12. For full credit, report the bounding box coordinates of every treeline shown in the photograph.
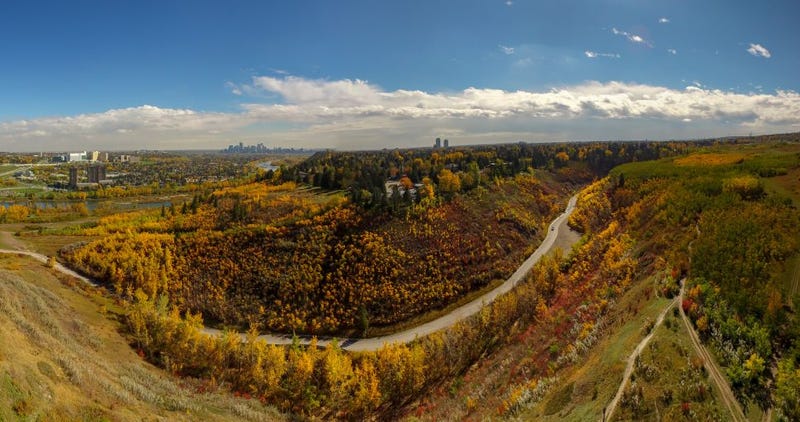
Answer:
[269,141,695,211]
[0,202,89,223]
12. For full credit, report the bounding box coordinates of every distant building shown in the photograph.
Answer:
[444,139,449,148]
[89,151,101,161]
[68,167,78,188]
[116,154,140,163]
[223,142,271,153]
[88,165,106,183]
[434,137,441,148]
[68,151,87,162]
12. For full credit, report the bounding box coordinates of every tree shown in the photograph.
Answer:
[437,169,461,198]
[776,358,800,421]
[320,341,354,408]
[399,176,414,191]
[352,359,381,412]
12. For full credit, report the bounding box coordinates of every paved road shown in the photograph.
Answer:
[0,194,579,353]
[678,279,747,422]
[604,292,678,421]
[205,194,579,351]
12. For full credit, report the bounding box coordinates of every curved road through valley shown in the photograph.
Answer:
[206,193,579,351]
[0,194,579,353]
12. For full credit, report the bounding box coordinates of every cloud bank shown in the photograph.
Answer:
[2,76,799,151]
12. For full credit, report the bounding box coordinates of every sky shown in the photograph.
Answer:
[1,0,799,152]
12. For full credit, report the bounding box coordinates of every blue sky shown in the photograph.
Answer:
[1,0,798,151]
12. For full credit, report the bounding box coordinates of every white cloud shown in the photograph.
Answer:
[667,48,677,55]
[225,81,243,96]
[2,76,800,151]
[747,43,771,58]
[252,76,382,106]
[505,0,513,6]
[612,27,652,47]
[0,105,248,150]
[585,50,620,59]
[659,17,670,24]
[499,45,515,55]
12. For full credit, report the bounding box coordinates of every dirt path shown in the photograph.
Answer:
[604,293,678,421]
[0,231,30,251]
[0,249,96,288]
[789,257,800,308]
[678,279,747,422]
[204,194,580,351]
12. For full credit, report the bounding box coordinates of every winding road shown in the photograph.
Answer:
[205,193,579,351]
[0,194,579,353]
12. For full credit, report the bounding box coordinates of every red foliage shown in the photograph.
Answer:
[682,298,694,313]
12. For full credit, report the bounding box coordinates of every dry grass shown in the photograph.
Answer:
[520,276,670,421]
[0,254,286,421]
[674,153,746,166]
[608,313,728,421]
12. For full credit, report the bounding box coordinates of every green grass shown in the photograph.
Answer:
[522,276,671,421]
[609,313,728,421]
[0,164,19,174]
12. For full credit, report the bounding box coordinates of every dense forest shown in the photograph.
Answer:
[60,140,693,334]
[277,141,692,208]
[115,174,645,418]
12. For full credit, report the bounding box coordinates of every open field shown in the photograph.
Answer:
[674,152,746,166]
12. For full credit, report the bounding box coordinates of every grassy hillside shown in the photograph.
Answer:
[0,253,285,421]
[399,135,800,420]
[582,139,800,418]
